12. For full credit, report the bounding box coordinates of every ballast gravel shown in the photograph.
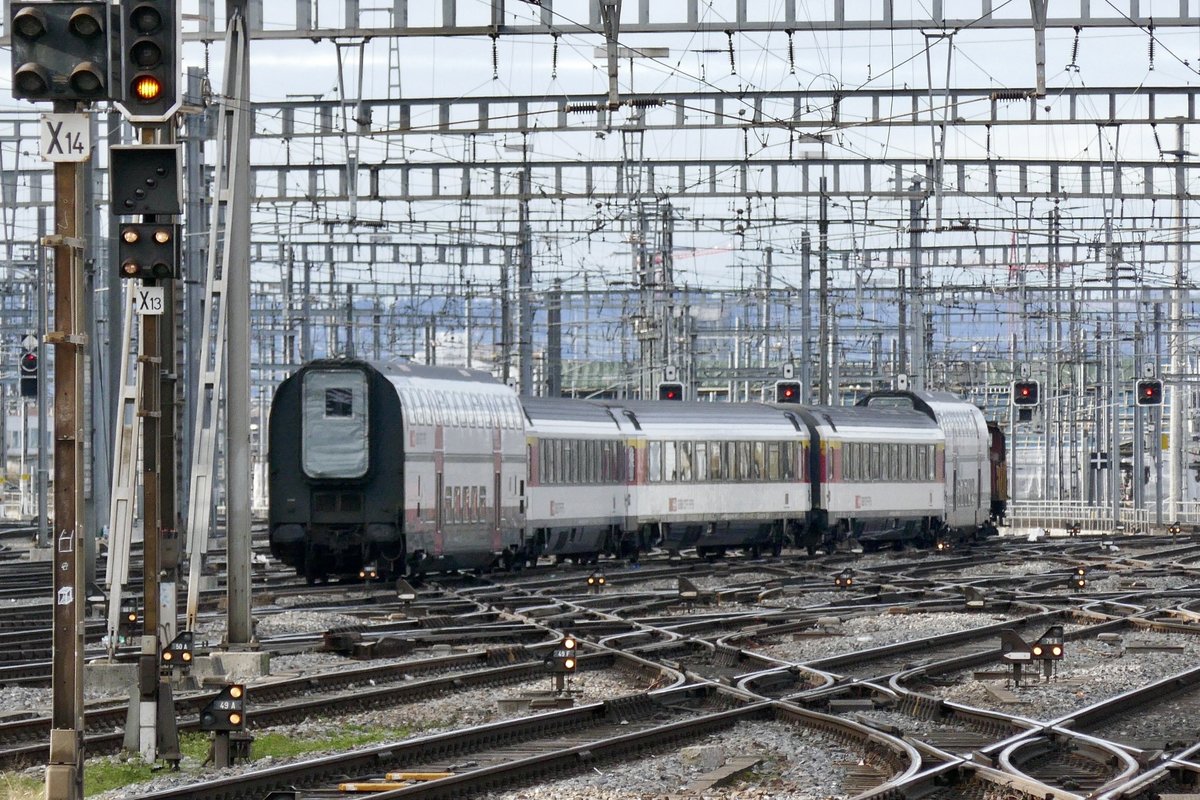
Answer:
[87,668,650,800]
[746,611,1013,663]
[929,630,1200,720]
[478,720,857,800]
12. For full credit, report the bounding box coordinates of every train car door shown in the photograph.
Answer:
[435,470,444,555]
[494,471,502,549]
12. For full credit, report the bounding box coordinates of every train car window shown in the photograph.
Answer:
[325,388,352,417]
[568,440,579,484]
[587,440,598,483]
[695,442,708,481]
[869,443,880,481]
[648,441,662,483]
[480,486,488,518]
[443,486,452,522]
[678,442,693,482]
[720,441,732,481]
[751,442,765,481]
[783,442,796,480]
[413,389,426,425]
[664,441,678,482]
[736,442,751,481]
[767,443,780,481]
[626,445,637,483]
[594,441,603,483]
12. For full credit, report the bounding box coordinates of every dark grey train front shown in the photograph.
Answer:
[268,359,528,582]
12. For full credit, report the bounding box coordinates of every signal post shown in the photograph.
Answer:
[10,3,115,798]
[111,0,184,764]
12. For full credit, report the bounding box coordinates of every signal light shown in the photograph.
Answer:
[834,568,854,589]
[1135,378,1163,407]
[10,2,112,103]
[117,1,179,122]
[657,381,684,401]
[117,222,178,280]
[19,348,38,399]
[161,631,194,670]
[1011,379,1040,407]
[774,380,801,404]
[200,684,246,731]
[546,636,579,674]
[1031,644,1044,657]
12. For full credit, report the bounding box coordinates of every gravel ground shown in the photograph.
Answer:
[87,668,651,800]
[946,560,1063,579]
[929,630,1200,720]
[836,706,977,739]
[1078,574,1192,593]
[479,720,857,800]
[760,590,859,609]
[746,611,1014,663]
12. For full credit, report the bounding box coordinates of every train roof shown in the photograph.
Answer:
[520,397,623,431]
[598,400,806,432]
[367,359,505,386]
[795,403,939,431]
[856,389,979,420]
[289,357,506,387]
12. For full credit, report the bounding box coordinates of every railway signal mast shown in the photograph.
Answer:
[8,2,122,797]
[104,0,185,776]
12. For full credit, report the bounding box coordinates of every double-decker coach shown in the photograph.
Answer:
[268,360,527,581]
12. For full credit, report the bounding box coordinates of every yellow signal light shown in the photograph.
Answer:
[162,651,172,661]
[228,712,242,726]
[1031,645,1044,657]
[1051,645,1063,657]
[181,651,192,662]
[562,637,576,650]
[563,658,575,670]
[132,75,162,102]
[229,685,244,699]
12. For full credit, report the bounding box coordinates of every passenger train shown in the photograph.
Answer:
[268,359,1006,582]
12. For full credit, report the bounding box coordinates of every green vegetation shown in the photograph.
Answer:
[248,727,409,760]
[1,727,415,798]
[2,772,43,800]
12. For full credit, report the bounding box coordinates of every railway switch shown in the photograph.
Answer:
[160,630,194,671]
